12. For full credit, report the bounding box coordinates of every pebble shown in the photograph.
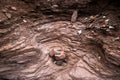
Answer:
[109,26,114,29]
[90,16,94,19]
[95,26,101,29]
[114,37,120,41]
[112,37,120,42]
[98,56,101,59]
[102,25,106,27]
[96,68,99,71]
[105,19,109,25]
[73,48,77,51]
[2,9,7,13]
[51,5,58,8]
[102,16,106,18]
[84,17,88,20]
[11,6,17,11]
[90,15,99,20]
[49,48,66,60]
[71,10,78,23]
[23,19,27,23]
[86,35,93,39]
[78,30,82,35]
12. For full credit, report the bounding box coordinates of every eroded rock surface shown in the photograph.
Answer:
[0,0,120,80]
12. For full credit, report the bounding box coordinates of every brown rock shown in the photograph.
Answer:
[71,10,78,23]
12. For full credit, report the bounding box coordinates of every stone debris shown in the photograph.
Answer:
[102,16,106,18]
[23,19,27,23]
[90,16,94,19]
[78,30,82,35]
[104,19,109,25]
[113,37,120,41]
[49,48,66,60]
[90,15,99,20]
[98,56,101,60]
[2,9,7,13]
[71,10,78,23]
[49,47,67,66]
[51,5,58,8]
[109,26,114,29]
[11,6,17,11]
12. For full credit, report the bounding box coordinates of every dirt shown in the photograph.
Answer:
[0,0,120,80]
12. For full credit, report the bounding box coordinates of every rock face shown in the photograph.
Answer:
[23,0,91,14]
[0,0,120,80]
[24,0,91,8]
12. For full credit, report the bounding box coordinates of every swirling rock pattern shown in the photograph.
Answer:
[0,0,120,80]
[0,20,120,80]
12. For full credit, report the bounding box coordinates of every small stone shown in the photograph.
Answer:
[89,24,93,27]
[71,10,78,23]
[96,68,99,71]
[105,19,109,25]
[51,5,58,8]
[78,30,82,35]
[2,9,7,13]
[23,19,27,23]
[102,16,106,18]
[105,19,109,22]
[11,6,17,11]
[112,37,120,41]
[49,47,66,60]
[84,18,88,20]
[73,48,77,51]
[55,50,66,60]
[102,25,106,27]
[72,25,76,28]
[98,56,101,59]
[90,15,98,20]
[109,26,114,29]
[90,16,94,19]
[95,26,101,29]
[114,37,120,41]
[86,35,93,39]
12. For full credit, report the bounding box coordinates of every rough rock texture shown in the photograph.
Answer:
[23,0,91,8]
[0,0,120,80]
